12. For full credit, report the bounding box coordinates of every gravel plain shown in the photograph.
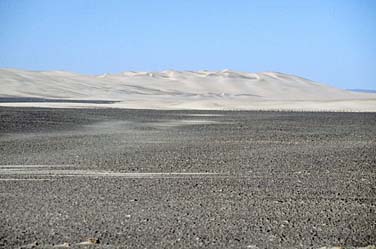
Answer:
[0,107,375,249]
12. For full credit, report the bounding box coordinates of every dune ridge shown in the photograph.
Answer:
[0,68,375,111]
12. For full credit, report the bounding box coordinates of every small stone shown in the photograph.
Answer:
[359,246,376,249]
[77,238,100,245]
[318,247,343,249]
[19,241,38,249]
[53,243,70,248]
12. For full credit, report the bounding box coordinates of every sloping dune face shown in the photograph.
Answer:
[0,68,375,111]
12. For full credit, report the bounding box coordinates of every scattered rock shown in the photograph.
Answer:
[318,246,376,249]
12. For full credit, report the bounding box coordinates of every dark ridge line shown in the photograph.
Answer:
[0,97,119,104]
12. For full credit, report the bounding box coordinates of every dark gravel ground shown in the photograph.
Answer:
[0,107,375,249]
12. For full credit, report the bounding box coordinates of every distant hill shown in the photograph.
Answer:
[348,89,376,93]
[0,68,376,112]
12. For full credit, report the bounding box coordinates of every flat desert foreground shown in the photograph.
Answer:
[0,108,375,248]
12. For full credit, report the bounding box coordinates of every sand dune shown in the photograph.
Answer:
[0,68,375,111]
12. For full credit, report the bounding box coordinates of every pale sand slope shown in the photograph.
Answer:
[0,68,375,111]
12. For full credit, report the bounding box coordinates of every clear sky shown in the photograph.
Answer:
[0,0,375,89]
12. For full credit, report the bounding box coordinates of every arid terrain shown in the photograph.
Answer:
[0,107,375,248]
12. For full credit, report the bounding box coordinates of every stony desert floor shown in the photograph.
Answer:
[0,107,375,249]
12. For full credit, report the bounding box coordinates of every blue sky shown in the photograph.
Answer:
[0,0,375,89]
